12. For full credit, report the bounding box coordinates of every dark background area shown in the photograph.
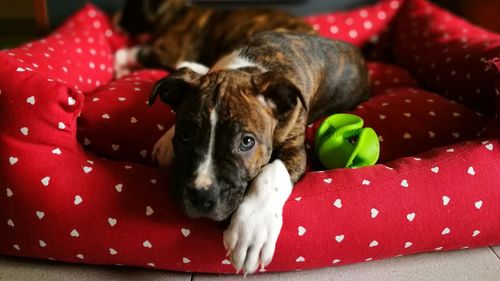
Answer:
[1,0,499,49]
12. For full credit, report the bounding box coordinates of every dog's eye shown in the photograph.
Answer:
[239,135,255,152]
[178,129,191,144]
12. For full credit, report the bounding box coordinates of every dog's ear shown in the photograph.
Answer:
[254,72,307,117]
[149,67,201,110]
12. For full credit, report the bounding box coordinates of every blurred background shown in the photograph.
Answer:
[1,0,499,49]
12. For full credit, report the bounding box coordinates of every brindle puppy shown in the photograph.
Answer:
[150,31,369,274]
[113,0,315,77]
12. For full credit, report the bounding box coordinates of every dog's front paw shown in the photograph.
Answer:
[152,126,175,168]
[223,160,292,275]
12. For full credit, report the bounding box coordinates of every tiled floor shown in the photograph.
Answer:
[1,247,500,281]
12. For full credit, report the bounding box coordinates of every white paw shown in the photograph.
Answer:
[223,160,293,275]
[151,126,175,167]
[176,61,209,75]
[114,47,140,79]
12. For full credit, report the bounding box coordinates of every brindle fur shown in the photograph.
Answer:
[150,32,369,220]
[119,0,315,70]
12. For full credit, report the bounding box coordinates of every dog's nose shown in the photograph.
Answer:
[187,187,218,213]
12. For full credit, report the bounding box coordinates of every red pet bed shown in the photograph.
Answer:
[1,0,499,273]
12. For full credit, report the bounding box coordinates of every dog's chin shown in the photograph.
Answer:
[182,201,238,222]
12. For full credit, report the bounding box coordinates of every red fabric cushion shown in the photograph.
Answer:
[1,1,499,274]
[305,0,405,47]
[392,0,500,115]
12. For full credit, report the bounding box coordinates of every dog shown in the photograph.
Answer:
[113,0,315,77]
[149,31,370,274]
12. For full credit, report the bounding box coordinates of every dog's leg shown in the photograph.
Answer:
[152,125,176,168]
[114,46,141,79]
[115,46,183,78]
[223,159,293,275]
[176,61,209,75]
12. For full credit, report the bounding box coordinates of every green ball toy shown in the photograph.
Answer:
[314,113,380,169]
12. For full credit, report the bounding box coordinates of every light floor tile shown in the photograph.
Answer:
[194,248,500,281]
[0,255,191,281]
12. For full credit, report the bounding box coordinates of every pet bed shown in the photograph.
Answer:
[1,0,499,273]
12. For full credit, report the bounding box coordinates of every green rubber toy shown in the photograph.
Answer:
[315,113,380,169]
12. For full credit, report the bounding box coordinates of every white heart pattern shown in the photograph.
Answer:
[130,117,138,124]
[39,240,47,247]
[369,240,379,247]
[146,206,154,216]
[74,195,83,205]
[70,229,79,237]
[333,199,342,208]
[332,259,341,264]
[7,219,14,227]
[403,133,412,139]
[371,208,379,219]
[406,213,416,222]
[52,148,62,155]
[111,144,120,151]
[400,179,409,188]
[76,254,85,259]
[36,211,45,219]
[143,240,152,248]
[323,178,333,184]
[17,67,26,72]
[26,96,35,105]
[82,166,93,173]
[428,131,436,138]
[467,167,476,176]
[475,200,483,209]
[295,256,305,262]
[335,235,345,243]
[140,150,148,158]
[442,196,450,206]
[485,143,493,151]
[472,230,480,237]
[20,127,29,135]
[115,184,123,192]
[431,167,439,173]
[13,244,20,251]
[157,124,165,131]
[441,227,451,235]
[108,218,117,227]
[182,257,191,264]
[58,122,66,130]
[221,259,231,265]
[181,228,191,237]
[68,97,76,106]
[298,226,306,236]
[362,179,371,185]
[109,248,117,255]
[102,114,111,119]
[9,156,18,165]
[41,177,50,187]
[6,188,13,197]
[405,242,413,248]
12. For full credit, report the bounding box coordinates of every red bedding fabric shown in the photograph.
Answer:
[0,0,499,274]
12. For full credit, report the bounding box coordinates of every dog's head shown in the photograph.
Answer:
[116,0,186,36]
[150,68,305,221]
